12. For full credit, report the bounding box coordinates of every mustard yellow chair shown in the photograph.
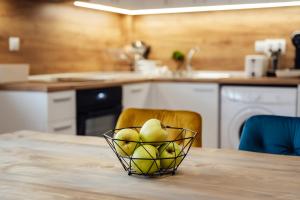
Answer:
[115,108,202,147]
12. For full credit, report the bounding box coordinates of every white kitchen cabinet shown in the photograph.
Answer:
[122,83,153,109]
[48,91,76,122]
[0,90,76,134]
[152,82,219,148]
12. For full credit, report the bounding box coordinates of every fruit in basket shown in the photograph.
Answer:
[159,142,184,169]
[140,119,168,146]
[131,145,160,174]
[114,129,140,157]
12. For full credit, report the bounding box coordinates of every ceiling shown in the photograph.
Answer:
[73,0,300,15]
[86,0,300,9]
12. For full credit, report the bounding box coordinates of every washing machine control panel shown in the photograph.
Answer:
[222,86,296,105]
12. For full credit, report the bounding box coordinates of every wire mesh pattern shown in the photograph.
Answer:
[103,126,197,177]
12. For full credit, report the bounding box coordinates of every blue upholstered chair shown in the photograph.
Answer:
[239,115,300,156]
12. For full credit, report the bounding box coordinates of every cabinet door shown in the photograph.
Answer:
[122,83,152,109]
[153,83,219,148]
[47,91,76,122]
[0,91,48,133]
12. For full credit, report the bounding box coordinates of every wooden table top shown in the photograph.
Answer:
[1,131,300,200]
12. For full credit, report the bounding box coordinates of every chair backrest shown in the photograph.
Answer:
[116,108,202,147]
[239,115,300,155]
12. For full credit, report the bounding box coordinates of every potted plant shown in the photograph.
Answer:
[172,50,185,72]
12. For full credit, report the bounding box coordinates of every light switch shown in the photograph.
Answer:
[9,37,20,52]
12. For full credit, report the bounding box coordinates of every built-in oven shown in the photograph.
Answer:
[76,86,122,136]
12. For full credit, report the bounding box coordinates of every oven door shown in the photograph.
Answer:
[77,106,122,137]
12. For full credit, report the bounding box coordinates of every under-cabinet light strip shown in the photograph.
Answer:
[74,1,300,15]
[74,1,129,14]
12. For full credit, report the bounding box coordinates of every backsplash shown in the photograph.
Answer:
[0,0,130,75]
[132,7,300,71]
[0,0,299,74]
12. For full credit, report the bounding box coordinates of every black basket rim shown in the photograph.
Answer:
[102,126,198,142]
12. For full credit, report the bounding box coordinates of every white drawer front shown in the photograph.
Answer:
[122,83,151,109]
[48,119,76,135]
[48,91,75,122]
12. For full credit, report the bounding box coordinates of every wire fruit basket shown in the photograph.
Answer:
[103,126,197,177]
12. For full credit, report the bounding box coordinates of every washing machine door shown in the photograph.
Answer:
[226,107,273,149]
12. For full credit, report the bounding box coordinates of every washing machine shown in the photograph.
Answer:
[221,86,297,149]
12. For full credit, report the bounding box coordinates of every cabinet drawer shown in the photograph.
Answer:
[122,83,151,109]
[48,91,75,122]
[48,119,76,135]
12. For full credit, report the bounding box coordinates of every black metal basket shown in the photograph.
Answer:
[103,126,197,177]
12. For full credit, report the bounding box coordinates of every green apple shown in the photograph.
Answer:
[159,142,184,169]
[140,119,168,146]
[131,145,160,174]
[114,129,140,157]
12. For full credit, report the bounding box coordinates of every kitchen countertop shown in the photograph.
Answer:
[0,78,149,92]
[1,131,300,200]
[0,72,299,92]
[155,76,300,85]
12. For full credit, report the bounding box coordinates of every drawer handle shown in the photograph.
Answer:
[53,125,72,132]
[130,88,142,93]
[193,88,214,92]
[53,97,72,103]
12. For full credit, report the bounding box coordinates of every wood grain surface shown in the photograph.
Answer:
[1,131,300,200]
[132,7,300,71]
[0,77,299,92]
[0,0,130,75]
[1,1,300,74]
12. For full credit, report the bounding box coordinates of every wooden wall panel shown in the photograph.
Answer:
[1,1,300,74]
[0,0,130,74]
[132,7,300,71]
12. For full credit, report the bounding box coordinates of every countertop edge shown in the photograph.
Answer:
[0,77,299,92]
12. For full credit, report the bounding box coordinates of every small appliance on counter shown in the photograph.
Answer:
[272,32,300,78]
[255,39,286,77]
[292,31,300,69]
[244,55,268,77]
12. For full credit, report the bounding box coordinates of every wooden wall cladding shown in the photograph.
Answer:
[132,7,300,71]
[1,1,300,74]
[0,0,130,74]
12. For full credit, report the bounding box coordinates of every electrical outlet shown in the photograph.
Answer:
[255,39,286,55]
[9,37,20,52]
